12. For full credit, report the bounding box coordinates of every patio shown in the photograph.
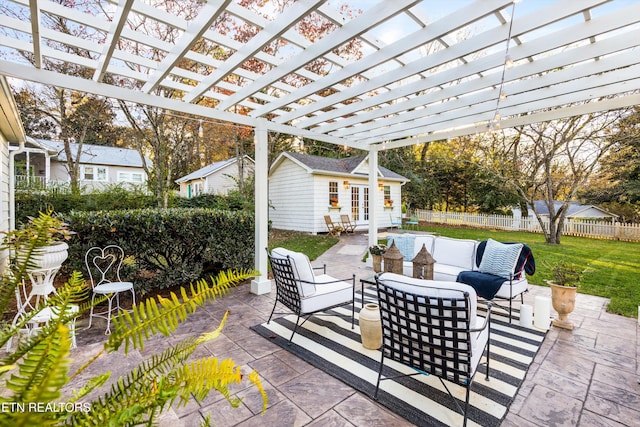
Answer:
[35,232,639,426]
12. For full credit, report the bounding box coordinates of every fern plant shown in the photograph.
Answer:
[0,212,267,426]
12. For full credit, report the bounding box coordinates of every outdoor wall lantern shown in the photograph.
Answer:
[343,180,350,189]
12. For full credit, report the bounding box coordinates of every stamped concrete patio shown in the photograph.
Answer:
[10,232,638,426]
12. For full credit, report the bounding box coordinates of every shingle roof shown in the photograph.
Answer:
[33,138,148,167]
[175,155,254,183]
[284,151,407,181]
[531,201,617,218]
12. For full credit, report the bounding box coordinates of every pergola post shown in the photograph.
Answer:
[368,146,379,249]
[251,118,271,295]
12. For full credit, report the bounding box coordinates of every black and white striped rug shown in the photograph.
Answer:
[252,288,547,427]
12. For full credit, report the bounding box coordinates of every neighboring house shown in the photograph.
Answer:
[269,151,408,234]
[11,138,150,190]
[0,76,27,270]
[528,200,618,220]
[175,155,254,198]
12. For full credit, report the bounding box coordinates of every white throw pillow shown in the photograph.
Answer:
[478,238,523,279]
[271,248,316,296]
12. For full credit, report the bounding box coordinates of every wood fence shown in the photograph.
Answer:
[412,209,640,242]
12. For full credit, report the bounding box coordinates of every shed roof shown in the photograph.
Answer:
[273,151,407,181]
[175,155,254,183]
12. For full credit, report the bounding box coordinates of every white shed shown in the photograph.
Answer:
[175,155,255,198]
[269,152,408,234]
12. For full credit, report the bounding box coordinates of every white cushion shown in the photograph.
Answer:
[433,237,477,270]
[376,273,478,321]
[300,275,353,314]
[494,277,528,299]
[271,248,316,296]
[478,238,523,279]
[413,235,436,256]
[433,265,466,282]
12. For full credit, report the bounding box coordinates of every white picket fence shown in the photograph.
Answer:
[412,209,640,242]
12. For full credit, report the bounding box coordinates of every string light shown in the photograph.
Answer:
[488,2,517,132]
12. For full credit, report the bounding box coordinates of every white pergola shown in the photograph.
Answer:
[0,0,638,293]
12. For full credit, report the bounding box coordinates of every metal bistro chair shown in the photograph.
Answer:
[85,245,136,334]
[267,247,355,344]
[374,273,492,427]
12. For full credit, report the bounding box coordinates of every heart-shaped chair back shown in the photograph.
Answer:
[85,245,126,287]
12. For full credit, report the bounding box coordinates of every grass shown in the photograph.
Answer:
[267,225,640,318]
[413,225,640,318]
[268,229,339,261]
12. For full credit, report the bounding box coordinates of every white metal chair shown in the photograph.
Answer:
[374,273,491,427]
[85,245,136,334]
[267,247,355,344]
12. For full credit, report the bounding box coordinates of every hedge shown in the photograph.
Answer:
[64,208,255,293]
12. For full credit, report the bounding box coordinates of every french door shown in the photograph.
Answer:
[350,185,369,224]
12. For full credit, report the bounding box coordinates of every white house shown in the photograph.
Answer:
[0,76,27,270]
[269,151,408,234]
[11,138,150,190]
[175,155,254,198]
[528,200,618,220]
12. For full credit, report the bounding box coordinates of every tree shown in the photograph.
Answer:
[14,85,120,194]
[580,106,640,222]
[484,108,626,244]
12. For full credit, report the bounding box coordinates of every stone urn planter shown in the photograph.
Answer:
[547,261,582,330]
[17,242,69,272]
[549,283,577,330]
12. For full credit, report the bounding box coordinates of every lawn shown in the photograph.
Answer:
[408,225,640,318]
[270,226,640,319]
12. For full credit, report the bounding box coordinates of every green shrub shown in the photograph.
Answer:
[15,184,157,224]
[64,208,255,293]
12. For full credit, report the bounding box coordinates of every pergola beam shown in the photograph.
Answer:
[183,0,326,104]
[93,0,134,82]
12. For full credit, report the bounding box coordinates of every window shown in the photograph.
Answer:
[82,166,108,182]
[329,181,339,205]
[117,171,144,183]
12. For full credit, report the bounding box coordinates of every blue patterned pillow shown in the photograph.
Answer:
[387,235,416,261]
[478,238,523,279]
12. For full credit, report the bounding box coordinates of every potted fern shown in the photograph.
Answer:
[10,211,74,271]
[546,261,582,330]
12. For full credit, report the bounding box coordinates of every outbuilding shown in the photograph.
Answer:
[268,151,408,234]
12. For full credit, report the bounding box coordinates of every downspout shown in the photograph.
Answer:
[9,138,25,231]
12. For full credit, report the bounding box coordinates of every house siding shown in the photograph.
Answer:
[268,158,314,232]
[0,132,10,272]
[0,133,9,235]
[204,161,255,195]
[49,163,147,189]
